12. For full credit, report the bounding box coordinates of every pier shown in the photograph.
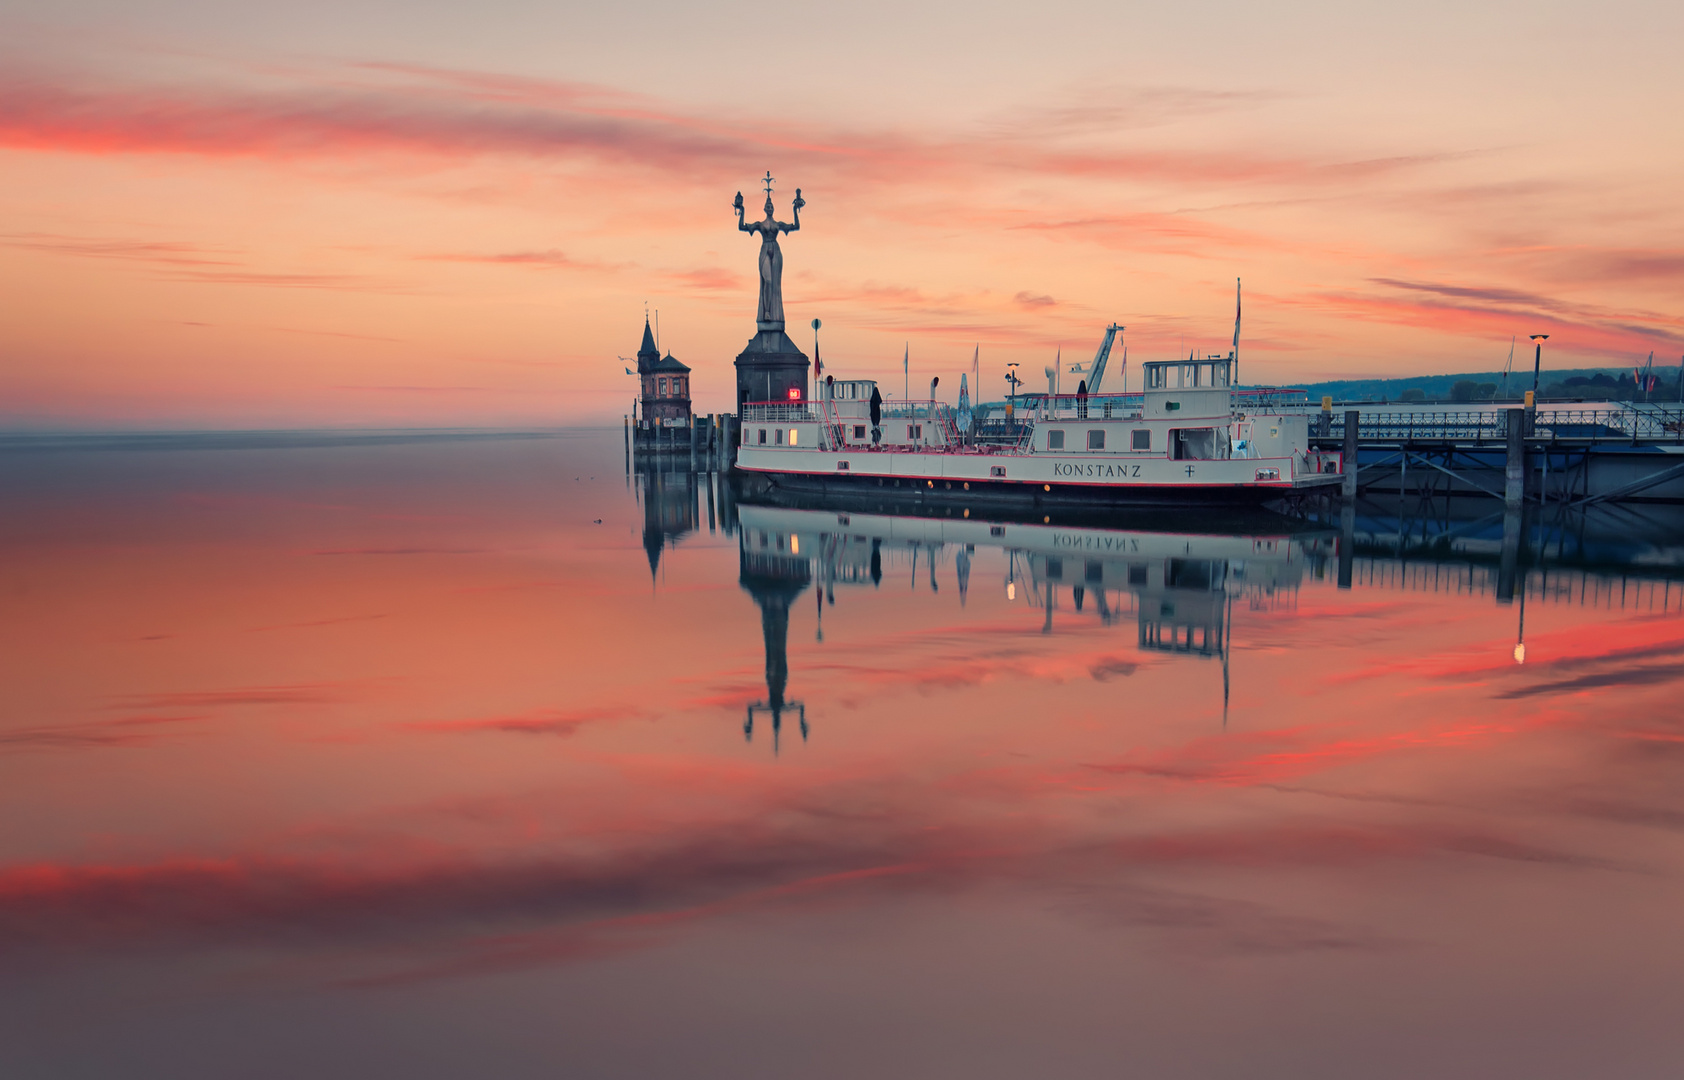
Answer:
[1305,403,1684,507]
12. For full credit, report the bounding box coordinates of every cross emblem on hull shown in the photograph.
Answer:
[1184,465,1196,477]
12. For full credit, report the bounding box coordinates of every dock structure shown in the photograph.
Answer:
[1304,403,1684,507]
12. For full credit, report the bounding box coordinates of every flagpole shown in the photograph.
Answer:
[1232,277,1242,386]
[903,343,908,400]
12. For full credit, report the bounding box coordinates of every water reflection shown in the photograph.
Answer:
[4,433,1684,1080]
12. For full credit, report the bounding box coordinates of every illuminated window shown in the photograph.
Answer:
[789,429,798,445]
[1047,429,1065,450]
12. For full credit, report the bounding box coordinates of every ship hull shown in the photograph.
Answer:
[735,447,1341,508]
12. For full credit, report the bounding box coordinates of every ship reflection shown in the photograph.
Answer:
[736,503,1328,744]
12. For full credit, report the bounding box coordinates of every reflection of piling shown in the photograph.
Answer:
[1504,408,1526,509]
[1497,505,1523,602]
[1338,502,1355,589]
[1342,410,1359,502]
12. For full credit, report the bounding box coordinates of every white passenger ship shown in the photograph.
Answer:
[736,350,1345,506]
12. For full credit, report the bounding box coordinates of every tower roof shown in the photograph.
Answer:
[636,317,660,372]
[654,353,690,373]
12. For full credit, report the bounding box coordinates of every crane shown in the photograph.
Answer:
[1083,324,1125,393]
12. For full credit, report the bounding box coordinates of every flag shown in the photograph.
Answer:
[814,338,822,375]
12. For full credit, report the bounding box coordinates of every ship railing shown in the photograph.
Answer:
[1010,393,1145,422]
[742,401,821,423]
[1236,387,1311,407]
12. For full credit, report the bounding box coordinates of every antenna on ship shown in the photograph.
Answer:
[1501,336,1515,397]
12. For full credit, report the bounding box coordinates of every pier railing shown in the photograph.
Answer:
[1295,406,1684,443]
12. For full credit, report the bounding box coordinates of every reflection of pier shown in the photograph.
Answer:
[1327,477,1684,608]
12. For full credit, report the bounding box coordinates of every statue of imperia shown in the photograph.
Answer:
[733,183,803,332]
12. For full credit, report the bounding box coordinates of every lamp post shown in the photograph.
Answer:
[1530,334,1549,397]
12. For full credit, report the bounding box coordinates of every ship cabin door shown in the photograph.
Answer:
[1172,428,1220,460]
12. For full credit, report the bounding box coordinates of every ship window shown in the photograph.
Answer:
[1131,429,1151,450]
[1086,560,1104,583]
[789,428,798,445]
[1087,429,1105,450]
[775,429,783,445]
[758,429,767,444]
[1046,557,1063,580]
[1128,564,1147,585]
[853,425,866,439]
[990,466,1006,478]
[1047,429,1065,450]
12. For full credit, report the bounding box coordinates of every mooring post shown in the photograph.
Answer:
[689,419,700,472]
[1505,408,1525,509]
[1342,410,1359,502]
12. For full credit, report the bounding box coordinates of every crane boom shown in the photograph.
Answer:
[1085,323,1125,393]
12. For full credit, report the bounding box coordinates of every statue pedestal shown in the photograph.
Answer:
[734,327,809,411]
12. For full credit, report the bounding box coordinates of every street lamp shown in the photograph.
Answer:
[1530,334,1549,397]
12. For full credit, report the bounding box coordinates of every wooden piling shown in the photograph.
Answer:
[689,419,700,472]
[1342,410,1359,502]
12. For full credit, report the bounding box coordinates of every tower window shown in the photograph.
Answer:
[658,378,668,395]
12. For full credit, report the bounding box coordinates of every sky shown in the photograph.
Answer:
[1,0,1681,428]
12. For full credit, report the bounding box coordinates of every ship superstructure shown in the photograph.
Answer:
[736,349,1344,506]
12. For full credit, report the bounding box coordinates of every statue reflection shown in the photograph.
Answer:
[739,526,810,752]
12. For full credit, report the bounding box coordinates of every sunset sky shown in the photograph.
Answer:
[2,0,1680,427]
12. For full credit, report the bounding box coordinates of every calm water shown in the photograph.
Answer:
[3,430,1684,1079]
